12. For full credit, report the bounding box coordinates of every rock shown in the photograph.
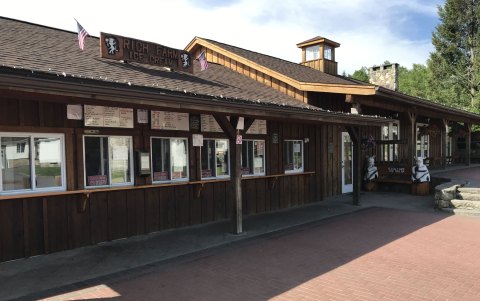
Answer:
[450,199,480,210]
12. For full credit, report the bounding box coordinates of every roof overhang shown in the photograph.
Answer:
[185,37,376,96]
[375,87,480,124]
[0,69,389,127]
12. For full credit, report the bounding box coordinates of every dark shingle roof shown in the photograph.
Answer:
[0,17,319,111]
[202,38,362,85]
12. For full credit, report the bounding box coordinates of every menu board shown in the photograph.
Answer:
[201,114,223,132]
[246,119,267,134]
[151,111,189,131]
[84,105,134,128]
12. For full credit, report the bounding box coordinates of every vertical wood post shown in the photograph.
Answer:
[407,112,417,166]
[466,123,472,166]
[441,119,448,169]
[347,126,360,206]
[213,115,244,234]
[232,130,243,234]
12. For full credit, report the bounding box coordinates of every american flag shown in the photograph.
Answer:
[75,19,89,50]
[197,51,208,71]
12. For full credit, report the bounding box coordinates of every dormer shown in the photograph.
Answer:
[297,36,340,75]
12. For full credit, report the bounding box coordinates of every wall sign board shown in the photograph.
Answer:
[84,105,133,128]
[100,32,193,74]
[246,119,267,134]
[201,115,224,132]
[151,111,189,131]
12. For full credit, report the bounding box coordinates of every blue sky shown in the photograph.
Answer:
[1,0,444,74]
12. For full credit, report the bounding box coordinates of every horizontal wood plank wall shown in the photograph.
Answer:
[0,98,335,262]
[201,48,307,103]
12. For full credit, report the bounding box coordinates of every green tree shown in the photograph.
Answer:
[398,64,433,100]
[348,66,369,83]
[429,0,480,112]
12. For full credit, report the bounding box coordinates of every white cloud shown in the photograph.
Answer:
[2,0,442,74]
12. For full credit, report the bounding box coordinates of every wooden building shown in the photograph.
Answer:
[0,18,479,262]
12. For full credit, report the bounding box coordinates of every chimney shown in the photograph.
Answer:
[297,36,340,75]
[368,63,399,91]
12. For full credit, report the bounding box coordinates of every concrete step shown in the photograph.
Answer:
[457,192,480,201]
[440,208,480,217]
[458,187,480,194]
[450,199,480,210]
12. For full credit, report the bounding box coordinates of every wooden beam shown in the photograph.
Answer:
[407,112,417,167]
[346,126,360,206]
[441,119,449,169]
[213,115,236,140]
[466,123,472,166]
[230,129,243,234]
[244,117,255,133]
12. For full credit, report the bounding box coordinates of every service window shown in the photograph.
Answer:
[0,133,65,194]
[201,139,229,179]
[284,140,303,173]
[151,137,188,182]
[241,140,265,176]
[84,136,133,187]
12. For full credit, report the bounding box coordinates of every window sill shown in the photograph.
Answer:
[0,172,315,201]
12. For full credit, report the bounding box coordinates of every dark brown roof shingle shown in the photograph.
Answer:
[202,38,363,85]
[0,17,319,111]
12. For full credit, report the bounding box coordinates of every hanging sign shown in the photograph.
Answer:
[100,32,193,74]
[192,134,203,147]
[67,104,83,120]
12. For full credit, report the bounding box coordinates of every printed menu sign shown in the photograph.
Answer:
[84,105,133,128]
[151,111,189,131]
[246,119,267,134]
[201,114,223,132]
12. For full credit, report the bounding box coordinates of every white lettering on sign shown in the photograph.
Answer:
[388,167,405,174]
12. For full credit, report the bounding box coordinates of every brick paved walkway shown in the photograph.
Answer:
[37,208,480,301]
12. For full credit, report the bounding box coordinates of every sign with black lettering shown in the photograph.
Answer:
[100,32,193,74]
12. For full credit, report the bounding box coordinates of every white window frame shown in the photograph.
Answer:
[416,123,430,159]
[446,125,453,157]
[306,45,320,61]
[201,138,230,180]
[284,140,304,174]
[0,132,66,195]
[83,135,134,188]
[324,45,332,60]
[150,136,189,183]
[381,121,400,162]
[241,139,266,177]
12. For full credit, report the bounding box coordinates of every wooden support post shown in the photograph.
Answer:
[232,130,243,234]
[407,112,417,167]
[441,119,448,169]
[213,115,244,234]
[466,123,472,166]
[347,126,360,206]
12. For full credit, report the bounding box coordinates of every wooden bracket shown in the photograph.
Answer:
[269,176,279,190]
[195,183,204,199]
[80,193,89,213]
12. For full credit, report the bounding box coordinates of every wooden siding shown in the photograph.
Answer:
[301,59,338,75]
[0,96,337,262]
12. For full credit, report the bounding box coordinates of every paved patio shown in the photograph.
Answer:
[38,208,480,301]
[2,165,480,301]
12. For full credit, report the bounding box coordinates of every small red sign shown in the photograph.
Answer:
[236,135,242,145]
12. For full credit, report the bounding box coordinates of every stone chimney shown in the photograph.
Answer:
[368,63,399,91]
[297,36,340,75]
